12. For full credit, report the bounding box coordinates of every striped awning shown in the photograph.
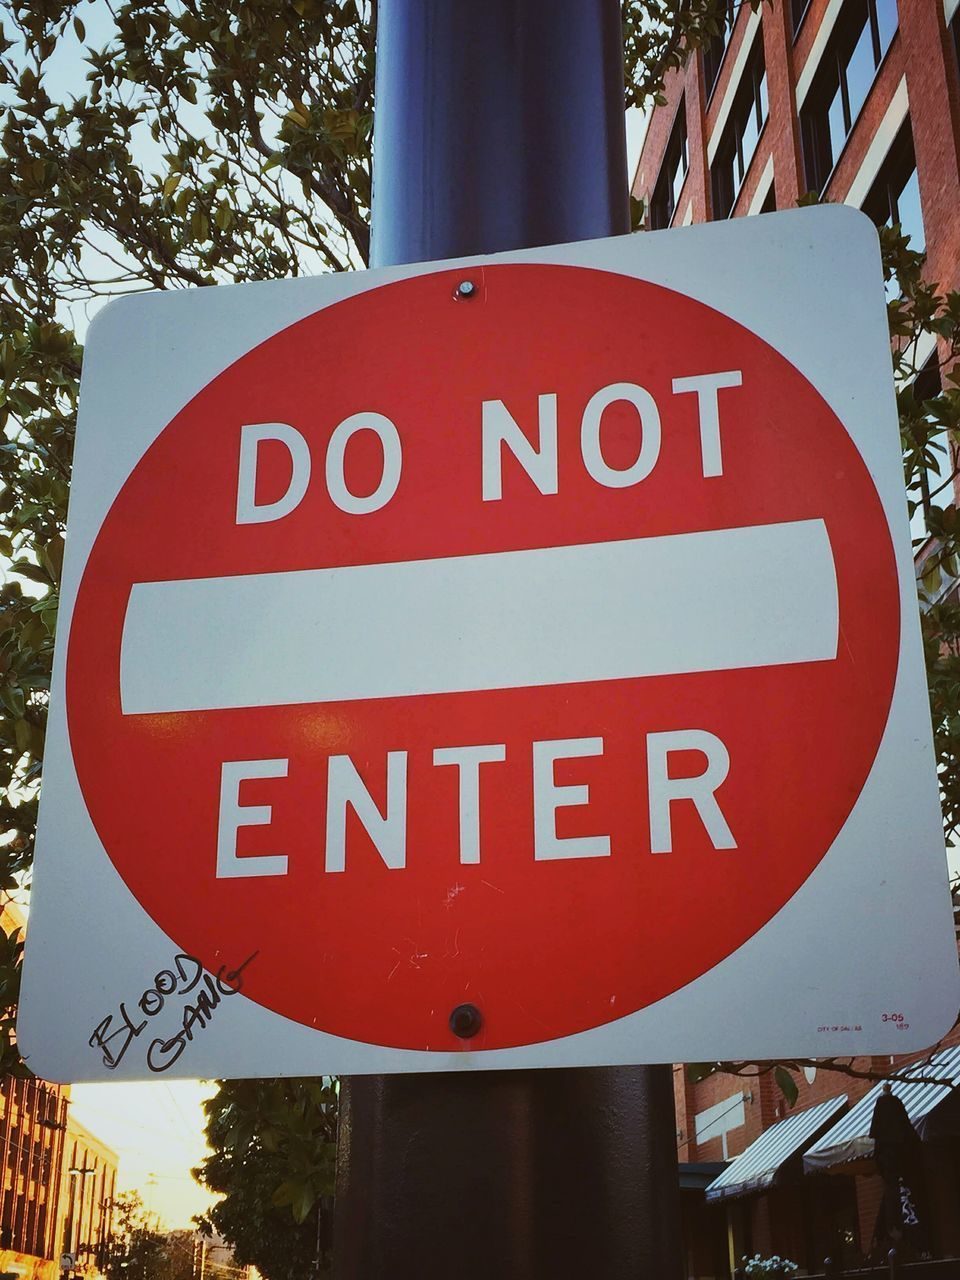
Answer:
[704,1094,848,1202]
[803,1043,960,1174]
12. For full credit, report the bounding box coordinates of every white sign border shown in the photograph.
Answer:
[18,205,960,1081]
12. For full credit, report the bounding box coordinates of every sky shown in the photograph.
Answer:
[69,1080,220,1230]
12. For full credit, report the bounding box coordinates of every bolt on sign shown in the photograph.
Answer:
[18,206,959,1081]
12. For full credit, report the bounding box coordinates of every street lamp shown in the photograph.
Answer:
[67,1166,98,1264]
[94,1194,115,1274]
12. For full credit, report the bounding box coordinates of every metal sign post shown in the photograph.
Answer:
[334,2,683,1276]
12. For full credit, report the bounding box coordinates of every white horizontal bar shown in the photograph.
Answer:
[119,520,838,715]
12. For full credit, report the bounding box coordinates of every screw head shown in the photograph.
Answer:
[455,279,476,299]
[449,1002,483,1039]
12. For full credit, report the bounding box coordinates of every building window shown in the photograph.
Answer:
[650,101,689,230]
[791,0,813,38]
[703,0,736,100]
[800,0,899,193]
[759,183,777,213]
[861,120,924,252]
[710,40,768,218]
[694,1091,747,1159]
[952,6,960,73]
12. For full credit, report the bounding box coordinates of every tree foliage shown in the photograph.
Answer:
[164,1230,202,1280]
[194,1078,338,1280]
[103,1199,199,1280]
[623,0,762,109]
[0,0,958,1235]
[103,1191,170,1280]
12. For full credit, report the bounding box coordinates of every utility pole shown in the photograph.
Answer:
[333,4,683,1277]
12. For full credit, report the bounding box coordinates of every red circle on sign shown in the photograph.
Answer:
[68,264,899,1052]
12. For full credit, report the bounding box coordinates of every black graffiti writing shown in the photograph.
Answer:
[89,952,258,1072]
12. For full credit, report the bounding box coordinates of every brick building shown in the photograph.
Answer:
[0,1099,118,1280]
[636,0,960,1274]
[0,904,117,1280]
[59,1117,117,1280]
[0,901,70,1280]
[0,1071,70,1280]
[673,1033,960,1275]
[636,0,959,298]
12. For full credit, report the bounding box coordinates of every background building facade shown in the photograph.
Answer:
[638,1,960,1274]
[0,901,71,1280]
[60,1117,117,1280]
[0,904,116,1280]
[0,1070,70,1280]
[636,0,959,298]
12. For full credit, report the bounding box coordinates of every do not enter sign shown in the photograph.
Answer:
[66,251,898,1053]
[19,208,958,1081]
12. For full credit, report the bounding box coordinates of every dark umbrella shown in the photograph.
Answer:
[868,1084,930,1261]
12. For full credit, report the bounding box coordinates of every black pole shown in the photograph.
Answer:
[334,3,683,1278]
[369,0,630,264]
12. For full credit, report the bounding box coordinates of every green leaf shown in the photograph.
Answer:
[923,561,942,594]
[774,1066,798,1108]
[292,1182,315,1223]
[17,617,46,651]
[9,559,49,585]
[270,1179,297,1208]
[2,686,26,719]
[39,535,63,584]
